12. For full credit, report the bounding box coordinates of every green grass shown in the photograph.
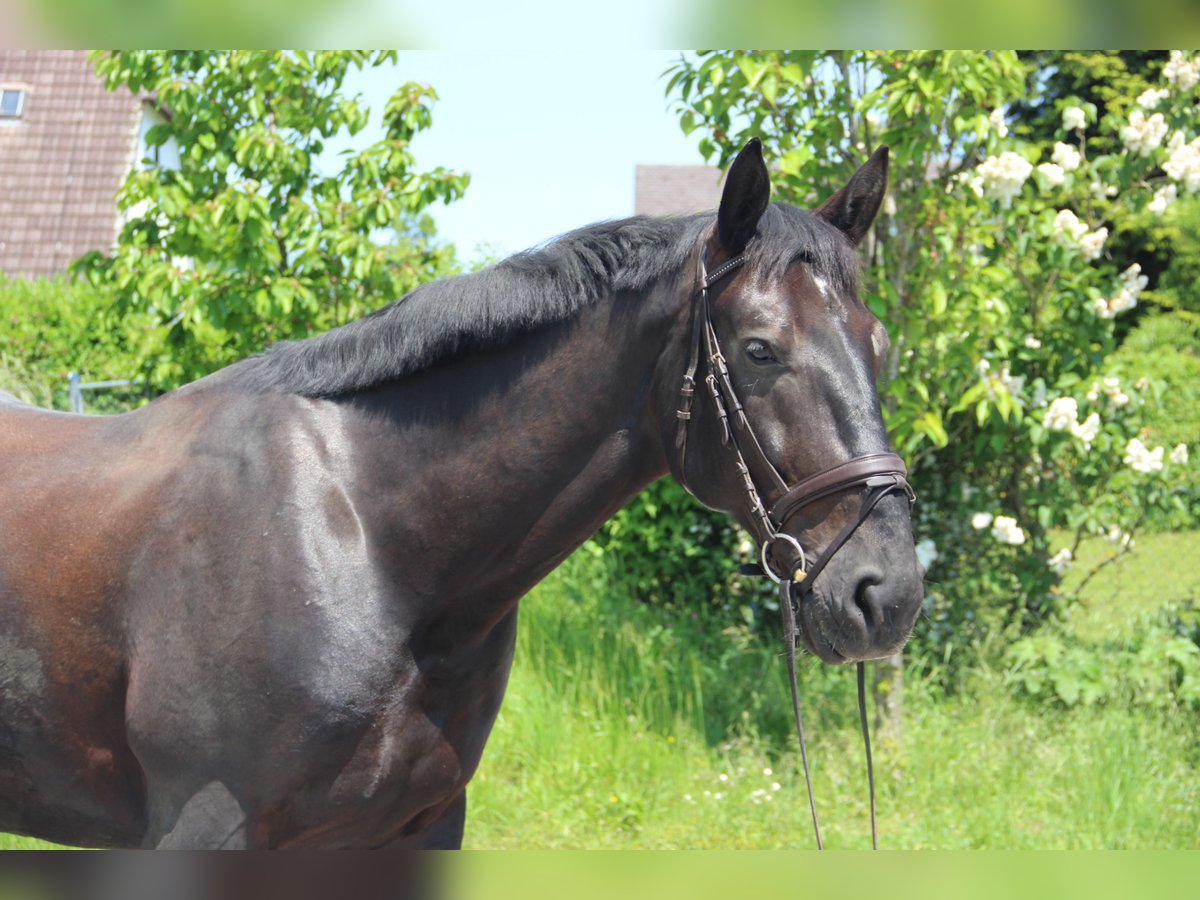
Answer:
[5,532,1199,850]
[463,540,1200,849]
[1056,530,1200,641]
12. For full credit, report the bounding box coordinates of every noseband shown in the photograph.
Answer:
[673,242,917,849]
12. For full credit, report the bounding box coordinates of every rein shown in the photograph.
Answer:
[674,242,915,849]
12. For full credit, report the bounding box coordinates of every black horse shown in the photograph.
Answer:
[0,140,922,848]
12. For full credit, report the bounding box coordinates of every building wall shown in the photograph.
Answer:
[0,50,141,279]
[634,164,724,217]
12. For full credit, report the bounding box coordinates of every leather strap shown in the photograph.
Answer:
[771,453,909,528]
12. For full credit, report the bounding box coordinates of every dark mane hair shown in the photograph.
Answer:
[234,203,860,398]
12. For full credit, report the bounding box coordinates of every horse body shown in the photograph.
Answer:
[0,278,678,847]
[0,141,924,848]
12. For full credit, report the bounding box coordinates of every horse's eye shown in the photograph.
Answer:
[745,339,777,363]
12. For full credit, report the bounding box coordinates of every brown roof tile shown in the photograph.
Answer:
[0,50,141,279]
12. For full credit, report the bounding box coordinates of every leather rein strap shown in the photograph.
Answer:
[674,243,916,850]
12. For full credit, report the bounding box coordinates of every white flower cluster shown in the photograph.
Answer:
[1163,131,1200,192]
[1062,106,1087,131]
[976,152,1033,207]
[991,515,1026,545]
[1079,228,1108,261]
[979,359,1024,400]
[1042,396,1101,445]
[1122,111,1168,157]
[1092,264,1147,319]
[1049,548,1073,575]
[915,538,939,570]
[1164,51,1200,91]
[1171,443,1189,465]
[1124,437,1165,473]
[1051,142,1082,171]
[1052,209,1107,260]
[1104,525,1134,549]
[968,512,1025,545]
[1148,183,1178,215]
[1043,396,1078,431]
[989,108,1009,138]
[1137,87,1170,109]
[1103,376,1130,407]
[1037,163,1065,187]
[1053,209,1088,244]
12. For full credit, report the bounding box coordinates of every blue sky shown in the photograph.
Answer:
[320,51,707,263]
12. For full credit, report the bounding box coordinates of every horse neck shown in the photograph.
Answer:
[341,279,685,602]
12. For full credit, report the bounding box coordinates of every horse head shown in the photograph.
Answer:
[664,139,923,664]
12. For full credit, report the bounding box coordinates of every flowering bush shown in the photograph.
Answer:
[666,51,1196,659]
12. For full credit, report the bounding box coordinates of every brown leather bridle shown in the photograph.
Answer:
[674,242,917,849]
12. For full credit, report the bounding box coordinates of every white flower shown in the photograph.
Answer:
[915,539,939,570]
[1164,51,1200,91]
[1134,377,1150,391]
[1171,443,1189,465]
[1030,381,1048,408]
[1086,383,1101,403]
[1122,111,1168,157]
[1094,264,1148,319]
[1062,106,1087,131]
[1049,548,1073,575]
[1163,132,1200,192]
[992,515,1026,545]
[1137,87,1170,109]
[1072,412,1101,446]
[989,108,1009,138]
[1124,437,1165,473]
[1052,209,1089,246]
[996,365,1025,397]
[1103,374,1132,406]
[976,152,1033,208]
[1024,334,1042,349]
[1089,180,1119,200]
[1078,227,1108,262]
[971,512,994,530]
[1043,396,1079,432]
[1148,183,1178,215]
[1105,526,1134,549]
[1037,162,1065,187]
[1051,142,1082,171]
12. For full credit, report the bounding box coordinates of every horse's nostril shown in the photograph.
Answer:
[853,573,885,633]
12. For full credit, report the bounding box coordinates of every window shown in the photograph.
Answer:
[0,89,25,119]
[138,104,181,170]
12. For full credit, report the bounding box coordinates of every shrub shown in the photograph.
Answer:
[0,277,147,410]
[1111,311,1200,529]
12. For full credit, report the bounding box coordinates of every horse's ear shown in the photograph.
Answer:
[815,146,889,246]
[715,138,771,254]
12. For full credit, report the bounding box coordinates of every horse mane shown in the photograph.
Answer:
[234,203,861,399]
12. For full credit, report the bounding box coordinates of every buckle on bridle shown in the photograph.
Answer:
[760,533,807,585]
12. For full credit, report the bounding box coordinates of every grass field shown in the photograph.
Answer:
[4,530,1198,850]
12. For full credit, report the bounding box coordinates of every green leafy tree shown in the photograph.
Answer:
[77,50,468,387]
[663,51,1196,664]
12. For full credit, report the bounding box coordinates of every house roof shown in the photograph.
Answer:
[0,50,141,279]
[634,164,724,217]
